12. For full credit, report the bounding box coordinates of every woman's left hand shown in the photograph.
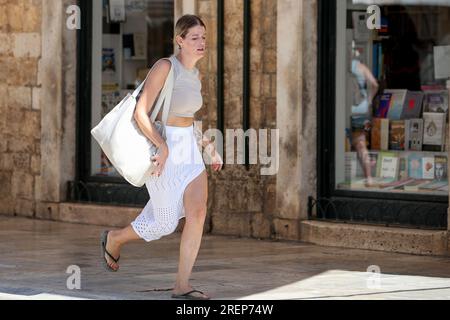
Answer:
[210,150,223,172]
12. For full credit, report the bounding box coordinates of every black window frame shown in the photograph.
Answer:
[71,0,149,206]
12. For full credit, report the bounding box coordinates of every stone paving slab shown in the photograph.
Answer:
[0,216,450,300]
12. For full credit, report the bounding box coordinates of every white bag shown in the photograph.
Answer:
[91,59,175,187]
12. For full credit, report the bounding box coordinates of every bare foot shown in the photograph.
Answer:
[365,177,375,187]
[105,231,121,271]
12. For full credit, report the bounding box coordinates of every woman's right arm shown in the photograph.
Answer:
[134,59,171,148]
[134,59,171,177]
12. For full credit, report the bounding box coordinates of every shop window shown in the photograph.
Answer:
[90,0,174,178]
[335,1,450,197]
[315,0,449,229]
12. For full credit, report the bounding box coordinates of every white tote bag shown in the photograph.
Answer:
[91,59,175,187]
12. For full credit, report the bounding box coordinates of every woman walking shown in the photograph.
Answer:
[100,14,223,300]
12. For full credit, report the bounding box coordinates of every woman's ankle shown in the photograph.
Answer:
[173,282,190,292]
[109,230,123,247]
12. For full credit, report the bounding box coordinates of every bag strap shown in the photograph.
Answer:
[132,56,175,126]
[131,71,150,99]
[150,57,175,125]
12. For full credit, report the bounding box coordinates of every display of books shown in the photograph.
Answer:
[337,7,450,197]
[338,149,448,195]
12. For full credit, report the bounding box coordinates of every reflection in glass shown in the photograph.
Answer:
[336,1,450,196]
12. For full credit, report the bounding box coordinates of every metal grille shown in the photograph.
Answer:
[67,181,149,207]
[308,196,448,230]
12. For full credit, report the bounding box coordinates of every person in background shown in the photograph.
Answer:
[350,47,379,186]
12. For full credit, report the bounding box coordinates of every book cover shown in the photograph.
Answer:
[352,12,371,41]
[385,89,408,120]
[423,90,449,114]
[422,157,435,180]
[337,178,367,189]
[400,91,424,119]
[345,152,358,181]
[374,93,392,118]
[371,118,389,150]
[408,153,423,179]
[368,152,379,178]
[423,112,446,151]
[405,119,423,151]
[380,178,415,190]
[373,42,379,78]
[446,126,449,152]
[102,48,116,73]
[403,179,431,192]
[376,151,395,176]
[133,33,147,59]
[378,151,399,179]
[419,180,448,191]
[435,155,448,181]
[399,155,409,180]
[389,120,405,150]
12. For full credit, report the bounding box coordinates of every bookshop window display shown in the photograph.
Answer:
[90,0,174,178]
[335,1,450,197]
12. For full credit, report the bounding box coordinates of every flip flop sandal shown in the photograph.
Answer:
[171,289,210,300]
[100,231,120,272]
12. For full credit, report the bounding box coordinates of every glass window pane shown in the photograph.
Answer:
[90,0,174,178]
[335,0,450,196]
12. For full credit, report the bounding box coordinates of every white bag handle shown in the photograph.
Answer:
[132,57,175,126]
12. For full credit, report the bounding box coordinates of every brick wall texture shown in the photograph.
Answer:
[0,0,42,218]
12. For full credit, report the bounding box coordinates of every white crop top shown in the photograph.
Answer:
[166,55,203,118]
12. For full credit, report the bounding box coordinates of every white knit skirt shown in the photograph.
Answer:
[131,124,206,242]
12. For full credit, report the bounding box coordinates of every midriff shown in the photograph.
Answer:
[158,115,195,127]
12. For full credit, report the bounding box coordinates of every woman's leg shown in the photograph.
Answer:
[173,170,209,298]
[104,225,141,271]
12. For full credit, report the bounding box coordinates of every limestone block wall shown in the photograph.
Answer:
[0,0,42,218]
[196,0,278,239]
[0,0,77,221]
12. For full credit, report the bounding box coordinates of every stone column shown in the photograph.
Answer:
[447,79,450,234]
[36,0,77,209]
[276,0,317,239]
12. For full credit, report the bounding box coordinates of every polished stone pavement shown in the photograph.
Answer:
[0,216,450,300]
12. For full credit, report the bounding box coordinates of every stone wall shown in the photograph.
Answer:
[196,0,277,239]
[0,0,42,218]
[0,0,77,221]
